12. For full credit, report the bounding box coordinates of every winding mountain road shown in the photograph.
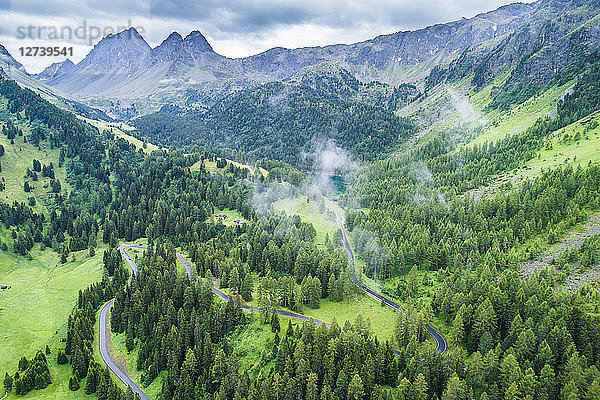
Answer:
[99,298,148,400]
[99,245,330,400]
[96,245,150,400]
[175,250,330,326]
[334,213,448,354]
[102,226,447,400]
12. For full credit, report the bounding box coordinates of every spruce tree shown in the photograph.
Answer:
[57,351,68,365]
[3,372,12,393]
[69,376,80,391]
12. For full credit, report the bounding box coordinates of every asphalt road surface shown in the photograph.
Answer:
[334,213,448,354]
[99,246,149,400]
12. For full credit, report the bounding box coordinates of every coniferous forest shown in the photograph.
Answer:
[2,1,600,400]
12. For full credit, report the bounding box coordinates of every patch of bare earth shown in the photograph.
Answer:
[520,212,600,290]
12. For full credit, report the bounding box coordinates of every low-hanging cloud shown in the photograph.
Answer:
[303,137,358,199]
[250,181,295,216]
[446,85,488,127]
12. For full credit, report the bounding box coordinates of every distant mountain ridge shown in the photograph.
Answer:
[0,44,25,73]
[27,1,537,114]
[22,0,600,118]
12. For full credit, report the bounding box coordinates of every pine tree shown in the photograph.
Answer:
[57,351,68,365]
[414,373,428,400]
[347,374,364,400]
[69,376,80,391]
[240,273,253,301]
[306,372,318,400]
[271,311,281,333]
[85,367,97,394]
[452,312,465,346]
[126,322,135,352]
[3,372,12,393]
[18,356,28,371]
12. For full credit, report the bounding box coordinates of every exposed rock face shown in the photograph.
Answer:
[34,59,75,81]
[78,27,152,72]
[28,0,600,117]
[0,44,26,72]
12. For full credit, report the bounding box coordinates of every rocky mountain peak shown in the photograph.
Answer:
[184,30,214,54]
[77,27,152,71]
[0,44,26,72]
[35,59,75,81]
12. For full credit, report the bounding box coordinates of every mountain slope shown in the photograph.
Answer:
[32,0,558,116]
[0,46,111,122]
[134,75,418,166]
[0,44,25,73]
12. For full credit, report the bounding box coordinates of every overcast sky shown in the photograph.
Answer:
[0,0,530,73]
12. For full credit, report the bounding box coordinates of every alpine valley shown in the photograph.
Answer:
[0,0,600,400]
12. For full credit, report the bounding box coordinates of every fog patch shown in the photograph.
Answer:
[250,182,295,216]
[303,137,359,199]
[446,85,488,127]
[350,227,390,278]
[410,160,447,207]
[268,86,291,112]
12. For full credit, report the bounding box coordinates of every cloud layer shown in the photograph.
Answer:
[0,0,529,73]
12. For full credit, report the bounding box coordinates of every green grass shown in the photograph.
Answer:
[476,109,600,194]
[4,331,96,400]
[468,81,575,147]
[209,208,248,227]
[190,158,268,177]
[110,327,163,399]
[228,318,276,377]
[213,272,398,343]
[302,296,398,343]
[0,122,70,214]
[273,195,339,244]
[527,110,600,172]
[0,245,105,393]
[79,117,161,154]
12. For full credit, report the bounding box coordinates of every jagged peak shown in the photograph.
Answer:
[96,27,151,52]
[183,30,214,53]
[155,31,184,50]
[35,57,76,80]
[59,58,75,66]
[107,26,144,40]
[166,31,183,41]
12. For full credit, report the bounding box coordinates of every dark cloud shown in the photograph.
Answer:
[3,0,529,39]
[1,0,531,72]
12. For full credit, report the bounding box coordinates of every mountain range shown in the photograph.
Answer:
[0,0,598,120]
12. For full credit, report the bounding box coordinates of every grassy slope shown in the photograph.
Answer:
[4,334,97,400]
[526,110,600,173]
[79,117,161,154]
[303,297,397,342]
[469,109,600,200]
[0,99,71,214]
[229,280,398,343]
[190,158,268,177]
[209,209,248,227]
[270,194,399,342]
[273,195,338,244]
[0,94,104,399]
[109,323,164,398]
[468,80,575,146]
[0,245,104,382]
